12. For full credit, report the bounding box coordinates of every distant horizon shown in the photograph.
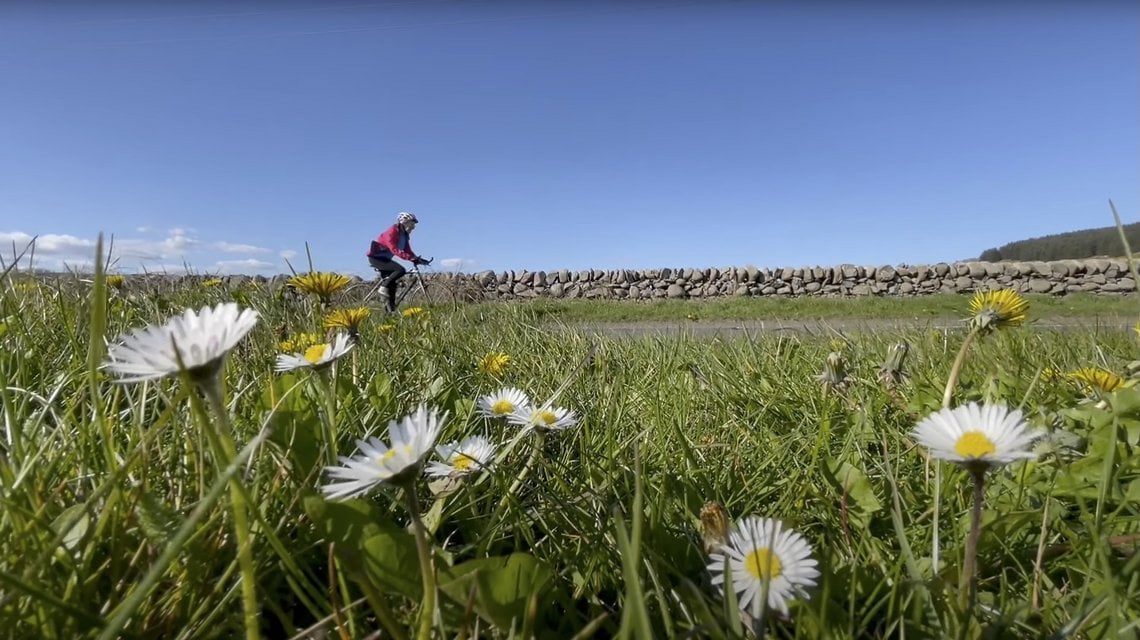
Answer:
[6,224,1136,280]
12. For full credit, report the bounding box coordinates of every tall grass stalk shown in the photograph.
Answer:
[199,377,262,640]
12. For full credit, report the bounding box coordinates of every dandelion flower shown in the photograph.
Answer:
[1068,367,1128,394]
[508,403,578,432]
[106,274,125,290]
[477,387,530,419]
[321,405,446,498]
[275,333,353,372]
[103,302,258,384]
[202,277,223,288]
[426,435,496,477]
[278,332,322,353]
[912,402,1039,471]
[378,320,398,333]
[478,352,511,376]
[401,306,425,318]
[708,516,819,619]
[323,307,371,333]
[967,289,1028,332]
[289,272,351,304]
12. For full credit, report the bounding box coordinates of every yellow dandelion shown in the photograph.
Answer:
[323,307,371,332]
[202,278,223,288]
[1067,367,1128,395]
[278,332,323,353]
[401,306,425,319]
[478,352,511,376]
[378,320,398,333]
[106,274,125,290]
[967,289,1028,332]
[288,272,351,304]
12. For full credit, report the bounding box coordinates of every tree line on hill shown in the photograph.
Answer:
[978,222,1140,262]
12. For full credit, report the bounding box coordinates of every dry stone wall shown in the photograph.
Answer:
[414,258,1136,300]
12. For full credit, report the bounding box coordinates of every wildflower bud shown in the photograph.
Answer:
[877,341,910,390]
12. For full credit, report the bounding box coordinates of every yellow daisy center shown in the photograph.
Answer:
[954,431,996,459]
[491,399,515,415]
[537,410,558,425]
[304,344,329,364]
[744,547,783,580]
[452,454,475,471]
[378,449,397,464]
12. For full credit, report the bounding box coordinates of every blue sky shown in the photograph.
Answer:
[1,1,1136,277]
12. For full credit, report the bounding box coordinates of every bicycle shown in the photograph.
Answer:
[359,258,436,312]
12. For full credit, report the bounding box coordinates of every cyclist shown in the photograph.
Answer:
[367,211,430,312]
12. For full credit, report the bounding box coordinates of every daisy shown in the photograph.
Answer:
[967,289,1028,333]
[103,302,258,384]
[478,352,511,376]
[508,403,578,432]
[912,402,1040,471]
[426,435,497,477]
[275,333,353,372]
[477,387,531,419]
[321,405,446,498]
[708,516,819,619]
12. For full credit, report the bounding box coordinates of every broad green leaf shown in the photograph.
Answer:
[439,553,554,630]
[303,494,422,599]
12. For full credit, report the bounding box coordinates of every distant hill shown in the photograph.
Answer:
[978,223,1140,262]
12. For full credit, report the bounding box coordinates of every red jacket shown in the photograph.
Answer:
[368,224,416,261]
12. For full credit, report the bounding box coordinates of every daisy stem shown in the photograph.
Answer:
[313,369,339,464]
[404,484,437,640]
[935,326,979,572]
[942,327,979,409]
[200,378,262,640]
[959,467,986,612]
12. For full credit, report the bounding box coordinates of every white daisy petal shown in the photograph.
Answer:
[103,302,258,384]
[320,405,446,499]
[707,516,819,622]
[275,332,354,372]
[477,387,531,419]
[507,403,578,432]
[426,435,497,477]
[912,402,1041,470]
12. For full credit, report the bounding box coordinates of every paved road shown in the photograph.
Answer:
[561,316,1136,338]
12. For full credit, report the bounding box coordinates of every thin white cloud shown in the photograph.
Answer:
[0,231,95,255]
[211,241,272,255]
[2,228,286,275]
[279,249,298,259]
[213,258,275,273]
[439,257,476,270]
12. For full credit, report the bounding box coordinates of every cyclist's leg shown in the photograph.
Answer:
[367,256,406,311]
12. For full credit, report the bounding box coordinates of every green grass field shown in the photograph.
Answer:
[2,267,1139,639]
[517,292,1139,323]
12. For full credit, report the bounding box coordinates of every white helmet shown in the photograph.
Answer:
[397,211,418,225]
